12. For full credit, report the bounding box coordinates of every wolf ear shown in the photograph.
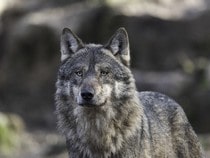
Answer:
[60,28,84,61]
[105,27,130,66]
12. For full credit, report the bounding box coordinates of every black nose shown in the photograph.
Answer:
[81,90,94,101]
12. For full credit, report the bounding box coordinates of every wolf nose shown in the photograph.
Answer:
[81,90,94,101]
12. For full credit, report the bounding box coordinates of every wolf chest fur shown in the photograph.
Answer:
[55,27,204,158]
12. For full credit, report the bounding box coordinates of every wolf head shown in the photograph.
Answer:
[56,28,142,155]
[56,27,136,108]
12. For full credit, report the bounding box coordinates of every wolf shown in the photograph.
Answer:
[55,27,204,158]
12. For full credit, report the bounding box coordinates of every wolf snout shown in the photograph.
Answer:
[81,89,94,101]
[78,86,96,106]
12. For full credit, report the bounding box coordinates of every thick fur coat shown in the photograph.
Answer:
[55,27,204,158]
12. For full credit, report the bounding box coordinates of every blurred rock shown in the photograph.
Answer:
[0,23,59,129]
[105,0,207,19]
[133,70,193,97]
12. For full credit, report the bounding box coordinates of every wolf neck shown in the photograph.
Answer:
[74,93,143,156]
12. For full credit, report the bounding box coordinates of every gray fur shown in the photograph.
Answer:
[55,27,205,158]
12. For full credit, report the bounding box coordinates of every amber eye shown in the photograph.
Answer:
[75,70,83,77]
[101,70,109,76]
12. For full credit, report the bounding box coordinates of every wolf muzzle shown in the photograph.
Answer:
[81,89,94,102]
[78,86,96,107]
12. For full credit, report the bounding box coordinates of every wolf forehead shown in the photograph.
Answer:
[64,43,114,64]
[58,44,129,77]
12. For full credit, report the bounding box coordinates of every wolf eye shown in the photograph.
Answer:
[75,70,83,77]
[101,70,109,76]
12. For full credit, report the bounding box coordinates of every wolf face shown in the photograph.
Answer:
[55,28,142,157]
[57,28,135,108]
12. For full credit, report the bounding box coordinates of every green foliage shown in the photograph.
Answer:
[0,113,22,155]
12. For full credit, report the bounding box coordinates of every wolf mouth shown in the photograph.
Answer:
[78,100,107,108]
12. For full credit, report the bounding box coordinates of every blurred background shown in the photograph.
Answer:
[0,0,210,157]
